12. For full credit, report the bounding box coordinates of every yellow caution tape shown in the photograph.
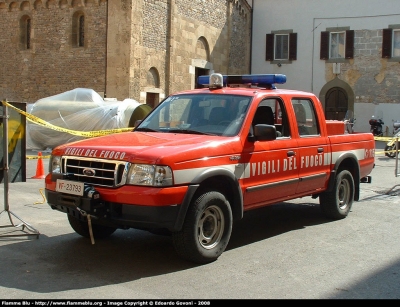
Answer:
[27,155,51,159]
[376,148,400,155]
[4,100,400,157]
[1,100,134,138]
[374,136,400,142]
[374,136,400,157]
[34,188,47,205]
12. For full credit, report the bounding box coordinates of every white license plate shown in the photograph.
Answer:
[56,179,84,196]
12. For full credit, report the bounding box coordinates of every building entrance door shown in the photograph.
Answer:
[146,92,159,109]
[325,87,348,120]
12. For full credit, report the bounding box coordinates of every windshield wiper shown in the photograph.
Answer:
[135,127,157,132]
[168,129,216,136]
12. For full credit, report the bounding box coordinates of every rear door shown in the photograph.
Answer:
[291,98,330,194]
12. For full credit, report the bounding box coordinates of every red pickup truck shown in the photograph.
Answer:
[45,73,375,264]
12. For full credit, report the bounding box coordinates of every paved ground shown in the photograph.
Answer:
[1,142,400,299]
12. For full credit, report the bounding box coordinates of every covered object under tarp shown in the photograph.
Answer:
[27,88,152,150]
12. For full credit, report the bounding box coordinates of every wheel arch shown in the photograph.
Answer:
[173,167,243,231]
[327,152,360,200]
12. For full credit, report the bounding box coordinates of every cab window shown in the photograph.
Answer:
[253,98,290,138]
[291,99,319,136]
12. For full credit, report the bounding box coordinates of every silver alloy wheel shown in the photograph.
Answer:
[338,177,351,210]
[197,205,225,249]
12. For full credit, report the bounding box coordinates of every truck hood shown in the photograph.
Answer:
[53,131,239,164]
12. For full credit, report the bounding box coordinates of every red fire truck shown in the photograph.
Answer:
[45,73,375,264]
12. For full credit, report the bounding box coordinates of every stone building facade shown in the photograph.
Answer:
[251,0,400,133]
[0,0,251,106]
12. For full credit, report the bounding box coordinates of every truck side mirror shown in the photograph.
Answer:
[248,124,277,142]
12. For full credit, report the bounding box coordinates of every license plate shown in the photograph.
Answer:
[56,179,84,196]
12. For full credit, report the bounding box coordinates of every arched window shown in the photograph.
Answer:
[20,15,31,50]
[72,12,85,47]
[78,15,84,47]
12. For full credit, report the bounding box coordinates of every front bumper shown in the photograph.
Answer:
[45,188,182,231]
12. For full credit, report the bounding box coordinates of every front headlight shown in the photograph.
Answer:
[127,164,173,186]
[49,155,62,173]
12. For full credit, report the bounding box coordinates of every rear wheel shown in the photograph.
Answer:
[319,170,354,220]
[68,215,117,239]
[172,191,233,264]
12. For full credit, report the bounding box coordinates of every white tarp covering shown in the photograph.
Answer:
[27,88,151,150]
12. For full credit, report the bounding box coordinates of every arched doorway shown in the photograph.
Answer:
[325,87,348,120]
[145,67,161,108]
[319,77,354,121]
[193,36,212,89]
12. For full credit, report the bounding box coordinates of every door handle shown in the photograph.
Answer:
[287,151,296,157]
[318,147,324,153]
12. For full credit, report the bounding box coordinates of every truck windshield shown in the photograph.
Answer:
[136,94,252,136]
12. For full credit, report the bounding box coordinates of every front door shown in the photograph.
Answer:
[242,98,299,209]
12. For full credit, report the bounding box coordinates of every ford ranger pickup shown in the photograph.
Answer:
[45,73,375,264]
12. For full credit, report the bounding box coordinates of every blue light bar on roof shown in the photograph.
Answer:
[197,73,286,89]
[242,74,286,84]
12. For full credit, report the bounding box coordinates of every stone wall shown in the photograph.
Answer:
[0,0,251,104]
[330,29,400,105]
[0,0,107,103]
[353,29,400,104]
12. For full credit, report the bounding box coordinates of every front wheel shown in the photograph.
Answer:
[385,144,397,158]
[319,170,354,220]
[172,191,233,264]
[68,214,117,239]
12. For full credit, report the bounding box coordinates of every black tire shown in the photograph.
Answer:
[172,191,233,264]
[67,214,117,239]
[384,144,397,158]
[319,170,354,220]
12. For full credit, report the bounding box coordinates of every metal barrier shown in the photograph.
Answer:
[1,102,39,238]
[0,101,27,183]
[395,138,400,177]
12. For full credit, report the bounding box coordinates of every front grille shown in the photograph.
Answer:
[62,156,129,187]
